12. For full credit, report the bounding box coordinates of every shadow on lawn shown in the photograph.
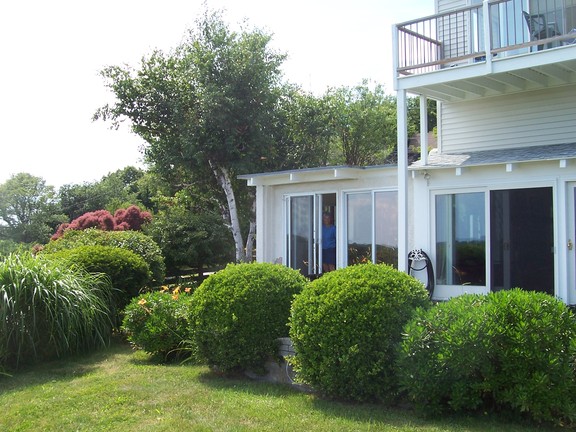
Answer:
[194,369,559,432]
[0,336,130,394]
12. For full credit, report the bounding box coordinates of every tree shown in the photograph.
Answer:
[269,87,336,170]
[95,10,287,262]
[58,182,98,221]
[325,82,398,166]
[145,190,234,278]
[58,166,148,221]
[0,173,67,244]
[96,166,147,213]
[407,96,437,135]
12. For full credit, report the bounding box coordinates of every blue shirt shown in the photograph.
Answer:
[322,224,336,249]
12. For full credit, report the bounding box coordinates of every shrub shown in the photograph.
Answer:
[122,286,194,360]
[0,253,114,370]
[190,263,307,373]
[397,289,576,425]
[114,205,152,231]
[289,263,430,402]
[45,245,151,311]
[52,205,152,239]
[43,228,165,283]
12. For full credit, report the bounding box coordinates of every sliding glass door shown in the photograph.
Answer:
[286,194,336,276]
[433,186,554,295]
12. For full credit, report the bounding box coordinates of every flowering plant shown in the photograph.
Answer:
[122,285,195,360]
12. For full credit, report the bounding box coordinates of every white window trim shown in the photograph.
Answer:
[431,187,489,300]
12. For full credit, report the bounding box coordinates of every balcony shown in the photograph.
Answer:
[393,0,576,101]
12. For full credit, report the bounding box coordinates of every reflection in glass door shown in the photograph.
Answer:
[287,195,315,276]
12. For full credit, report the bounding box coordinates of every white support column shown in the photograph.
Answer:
[419,95,428,166]
[397,89,408,272]
[255,185,265,262]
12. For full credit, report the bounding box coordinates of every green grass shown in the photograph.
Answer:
[0,339,561,432]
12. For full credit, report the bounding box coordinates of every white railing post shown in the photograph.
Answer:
[392,24,400,90]
[483,0,493,69]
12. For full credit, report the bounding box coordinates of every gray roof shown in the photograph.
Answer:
[410,143,576,170]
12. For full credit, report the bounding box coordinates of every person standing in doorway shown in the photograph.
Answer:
[322,212,336,272]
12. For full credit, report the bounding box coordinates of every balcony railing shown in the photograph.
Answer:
[395,0,576,76]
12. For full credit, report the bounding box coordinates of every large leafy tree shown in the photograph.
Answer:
[95,10,287,262]
[145,189,234,278]
[59,166,149,220]
[325,82,398,166]
[0,173,67,244]
[270,88,336,170]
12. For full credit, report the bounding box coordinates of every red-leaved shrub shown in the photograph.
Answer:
[52,206,152,240]
[114,206,152,231]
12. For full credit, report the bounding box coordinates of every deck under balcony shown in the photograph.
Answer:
[393,0,576,101]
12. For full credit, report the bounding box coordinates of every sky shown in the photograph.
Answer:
[0,0,432,189]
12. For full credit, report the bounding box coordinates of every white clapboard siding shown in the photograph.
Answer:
[440,85,576,152]
[437,0,467,14]
[437,0,476,65]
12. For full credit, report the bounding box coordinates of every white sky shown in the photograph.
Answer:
[0,0,432,189]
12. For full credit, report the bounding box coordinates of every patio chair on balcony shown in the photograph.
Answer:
[523,11,560,51]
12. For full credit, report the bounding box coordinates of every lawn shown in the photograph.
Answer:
[0,339,560,432]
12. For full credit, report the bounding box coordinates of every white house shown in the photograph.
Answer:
[241,0,576,305]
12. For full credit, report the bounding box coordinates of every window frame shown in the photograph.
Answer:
[431,187,490,298]
[431,181,558,300]
[344,188,399,268]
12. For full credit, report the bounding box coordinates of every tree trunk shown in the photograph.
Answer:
[245,196,256,262]
[209,161,247,262]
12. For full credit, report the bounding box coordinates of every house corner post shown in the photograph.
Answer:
[397,89,408,272]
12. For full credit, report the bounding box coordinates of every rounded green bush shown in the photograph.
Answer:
[0,253,114,370]
[397,289,576,424]
[122,288,194,360]
[42,228,165,284]
[190,262,307,373]
[46,245,151,310]
[289,263,430,402]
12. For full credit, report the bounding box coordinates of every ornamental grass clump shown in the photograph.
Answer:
[122,285,195,361]
[0,253,114,370]
[289,263,431,402]
[397,289,576,425]
[191,263,307,373]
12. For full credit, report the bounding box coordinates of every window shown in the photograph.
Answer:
[434,187,554,295]
[375,191,399,266]
[435,192,486,286]
[346,190,398,267]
